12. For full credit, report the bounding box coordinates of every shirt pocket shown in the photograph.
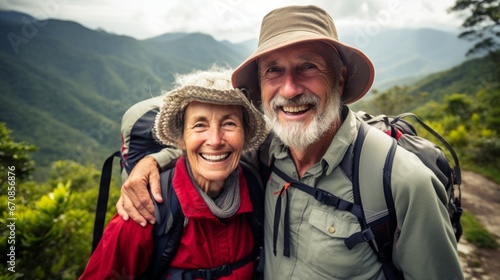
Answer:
[308,206,360,238]
[305,206,370,278]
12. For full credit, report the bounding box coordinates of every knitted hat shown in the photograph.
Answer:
[154,85,268,151]
[232,5,375,105]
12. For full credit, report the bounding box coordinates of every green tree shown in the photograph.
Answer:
[0,123,36,186]
[0,160,119,279]
[444,93,475,122]
[0,124,120,279]
[369,86,428,115]
[449,0,500,56]
[476,86,500,133]
[415,87,500,174]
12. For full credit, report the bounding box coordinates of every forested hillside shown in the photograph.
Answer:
[354,55,499,113]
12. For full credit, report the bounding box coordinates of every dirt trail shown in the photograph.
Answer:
[459,170,500,279]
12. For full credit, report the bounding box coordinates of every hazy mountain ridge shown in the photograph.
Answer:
[341,27,475,90]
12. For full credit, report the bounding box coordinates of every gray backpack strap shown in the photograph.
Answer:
[356,122,394,224]
[344,121,393,250]
[351,121,400,279]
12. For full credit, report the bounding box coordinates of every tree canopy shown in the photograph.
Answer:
[449,0,500,57]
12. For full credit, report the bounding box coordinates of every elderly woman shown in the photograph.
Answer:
[80,67,268,280]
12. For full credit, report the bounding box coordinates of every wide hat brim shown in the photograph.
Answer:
[232,5,375,105]
[154,85,269,151]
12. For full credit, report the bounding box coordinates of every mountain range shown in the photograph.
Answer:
[0,10,479,179]
[341,27,476,90]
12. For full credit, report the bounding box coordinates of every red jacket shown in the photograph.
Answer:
[80,157,255,279]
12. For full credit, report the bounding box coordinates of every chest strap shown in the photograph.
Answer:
[272,166,375,257]
[167,249,257,280]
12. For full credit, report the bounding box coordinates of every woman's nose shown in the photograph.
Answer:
[207,127,224,146]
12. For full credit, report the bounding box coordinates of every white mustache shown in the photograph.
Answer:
[270,94,320,110]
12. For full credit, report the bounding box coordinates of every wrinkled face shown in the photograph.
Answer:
[258,42,344,150]
[180,102,244,185]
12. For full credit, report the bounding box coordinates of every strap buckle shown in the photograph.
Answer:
[314,189,340,207]
[345,228,375,250]
[214,265,231,277]
[196,264,231,279]
[360,227,375,241]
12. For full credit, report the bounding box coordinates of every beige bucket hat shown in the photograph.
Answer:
[154,85,269,151]
[232,5,375,105]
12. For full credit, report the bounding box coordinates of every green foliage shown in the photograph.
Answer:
[0,124,121,279]
[367,86,428,116]
[461,210,499,249]
[368,67,500,179]
[0,162,121,279]
[444,93,474,121]
[0,123,36,185]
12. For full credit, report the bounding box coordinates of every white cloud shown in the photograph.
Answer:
[0,0,463,42]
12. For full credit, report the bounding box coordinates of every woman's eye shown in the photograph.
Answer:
[192,123,207,130]
[222,121,237,128]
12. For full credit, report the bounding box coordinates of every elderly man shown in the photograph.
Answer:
[117,5,463,279]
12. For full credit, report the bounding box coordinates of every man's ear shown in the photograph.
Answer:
[337,66,347,96]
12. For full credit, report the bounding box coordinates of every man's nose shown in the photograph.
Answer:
[280,71,303,99]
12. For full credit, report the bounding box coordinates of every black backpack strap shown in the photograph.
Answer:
[382,138,397,229]
[145,165,185,279]
[92,150,122,253]
[238,160,265,279]
[169,251,256,280]
[271,166,368,257]
[239,160,265,246]
[255,133,275,185]
[380,134,401,280]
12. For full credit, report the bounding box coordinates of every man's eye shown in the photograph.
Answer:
[299,64,320,76]
[267,66,281,73]
[261,66,282,78]
[301,63,317,70]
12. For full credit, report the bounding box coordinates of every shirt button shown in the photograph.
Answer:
[328,226,336,234]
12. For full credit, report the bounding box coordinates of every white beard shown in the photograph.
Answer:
[263,90,342,151]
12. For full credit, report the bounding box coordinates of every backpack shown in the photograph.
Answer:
[92,98,165,252]
[268,111,462,279]
[357,111,462,238]
[92,99,265,279]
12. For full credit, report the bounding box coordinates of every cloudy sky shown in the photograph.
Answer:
[0,0,464,43]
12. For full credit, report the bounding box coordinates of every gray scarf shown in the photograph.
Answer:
[186,161,241,219]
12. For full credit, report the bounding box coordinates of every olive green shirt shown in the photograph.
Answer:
[262,109,463,279]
